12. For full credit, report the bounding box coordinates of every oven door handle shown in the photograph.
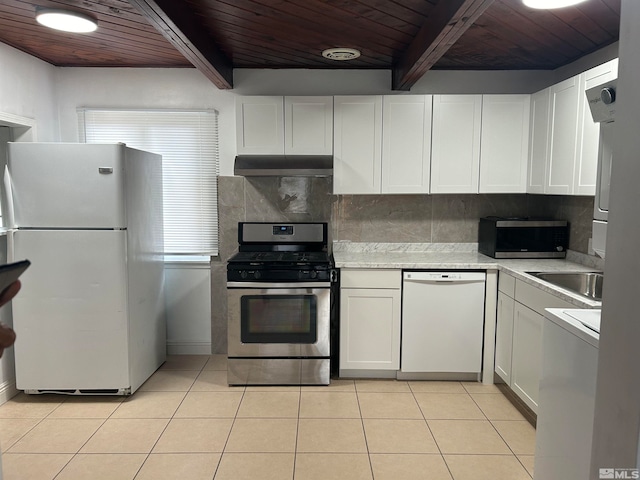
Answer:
[227,281,331,289]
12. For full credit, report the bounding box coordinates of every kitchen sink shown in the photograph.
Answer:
[526,271,604,301]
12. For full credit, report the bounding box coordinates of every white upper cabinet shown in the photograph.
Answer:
[431,95,482,193]
[236,96,285,155]
[547,76,582,194]
[236,96,333,155]
[527,58,618,196]
[574,59,619,195]
[382,95,432,194]
[527,88,551,194]
[333,95,383,194]
[284,96,333,155]
[479,95,531,193]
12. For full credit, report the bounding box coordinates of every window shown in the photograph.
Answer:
[78,109,219,258]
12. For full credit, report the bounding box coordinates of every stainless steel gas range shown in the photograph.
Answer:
[226,222,335,386]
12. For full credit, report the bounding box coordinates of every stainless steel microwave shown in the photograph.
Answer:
[478,217,569,259]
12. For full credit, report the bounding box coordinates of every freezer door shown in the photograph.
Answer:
[7,143,126,228]
[11,229,130,391]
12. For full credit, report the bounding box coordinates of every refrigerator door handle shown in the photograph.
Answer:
[3,165,15,229]
[98,167,114,174]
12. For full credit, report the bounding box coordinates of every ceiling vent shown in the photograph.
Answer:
[322,48,361,61]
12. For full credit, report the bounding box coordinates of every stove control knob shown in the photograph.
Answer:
[240,271,248,279]
[253,271,261,280]
[310,271,318,279]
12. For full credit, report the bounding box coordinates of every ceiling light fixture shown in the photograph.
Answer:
[522,0,588,9]
[322,48,361,61]
[35,8,98,33]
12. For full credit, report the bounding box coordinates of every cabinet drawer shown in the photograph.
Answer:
[515,279,573,316]
[498,272,516,297]
[340,269,401,289]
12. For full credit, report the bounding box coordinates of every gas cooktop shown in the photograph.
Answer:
[227,222,333,282]
[228,251,330,265]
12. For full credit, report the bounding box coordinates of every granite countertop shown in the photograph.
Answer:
[332,242,603,309]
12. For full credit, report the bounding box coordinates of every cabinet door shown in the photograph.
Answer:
[333,96,383,194]
[547,76,581,194]
[431,95,482,193]
[511,302,543,413]
[284,96,333,155]
[527,88,550,194]
[236,96,284,155]
[574,59,619,195]
[381,95,432,194]
[339,288,401,371]
[495,292,515,384]
[479,95,530,193]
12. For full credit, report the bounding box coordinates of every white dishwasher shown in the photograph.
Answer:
[400,271,486,378]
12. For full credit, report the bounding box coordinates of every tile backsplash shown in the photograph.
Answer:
[334,193,594,253]
[216,176,594,257]
[211,175,596,353]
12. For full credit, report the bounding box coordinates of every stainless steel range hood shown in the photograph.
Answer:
[234,155,333,177]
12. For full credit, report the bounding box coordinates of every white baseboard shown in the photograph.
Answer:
[338,369,397,379]
[0,379,20,406]
[167,342,212,355]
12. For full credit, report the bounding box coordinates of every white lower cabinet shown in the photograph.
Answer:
[511,302,543,412]
[495,273,573,414]
[495,291,515,383]
[339,269,401,375]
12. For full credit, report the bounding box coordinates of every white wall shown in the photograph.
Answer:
[554,42,619,84]
[0,233,18,404]
[164,263,212,355]
[590,3,640,477]
[234,67,553,96]
[55,67,238,175]
[0,43,58,141]
[0,44,58,403]
[232,44,617,98]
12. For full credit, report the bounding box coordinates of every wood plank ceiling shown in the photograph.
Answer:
[0,0,620,90]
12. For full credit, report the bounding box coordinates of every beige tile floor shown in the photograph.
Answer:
[0,355,536,480]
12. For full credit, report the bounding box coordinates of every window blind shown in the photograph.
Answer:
[78,109,219,257]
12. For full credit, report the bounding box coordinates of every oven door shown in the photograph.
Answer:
[227,282,330,358]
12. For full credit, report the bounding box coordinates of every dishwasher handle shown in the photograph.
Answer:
[403,271,486,283]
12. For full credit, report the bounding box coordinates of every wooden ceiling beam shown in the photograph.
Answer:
[128,0,233,89]
[393,0,495,91]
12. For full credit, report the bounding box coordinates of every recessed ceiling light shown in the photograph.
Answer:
[35,8,98,33]
[522,0,588,9]
[322,48,361,61]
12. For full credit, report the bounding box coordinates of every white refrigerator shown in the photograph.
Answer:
[5,142,166,395]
